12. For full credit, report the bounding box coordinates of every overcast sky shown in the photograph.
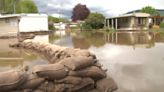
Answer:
[34,0,164,19]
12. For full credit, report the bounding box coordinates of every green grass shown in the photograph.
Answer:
[150,28,164,32]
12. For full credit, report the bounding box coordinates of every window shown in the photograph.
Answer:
[138,17,146,25]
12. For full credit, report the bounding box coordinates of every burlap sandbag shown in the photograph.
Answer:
[53,78,94,92]
[63,48,91,57]
[60,56,96,70]
[96,78,118,92]
[0,70,28,91]
[88,89,100,92]
[9,42,19,48]
[24,42,33,49]
[69,66,106,80]
[38,81,55,92]
[71,77,94,92]
[18,74,45,90]
[10,90,25,92]
[74,50,91,57]
[53,84,73,92]
[32,63,68,80]
[55,76,82,85]
[33,89,45,92]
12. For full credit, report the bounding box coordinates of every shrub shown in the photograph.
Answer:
[81,23,92,31]
[48,23,55,30]
[160,22,164,28]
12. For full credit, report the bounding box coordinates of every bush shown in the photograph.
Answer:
[160,22,164,28]
[81,23,92,30]
[48,23,55,30]
[105,28,116,32]
[85,13,105,29]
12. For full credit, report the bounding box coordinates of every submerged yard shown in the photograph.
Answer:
[0,31,164,92]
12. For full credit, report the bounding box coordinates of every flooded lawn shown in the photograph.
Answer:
[0,31,164,92]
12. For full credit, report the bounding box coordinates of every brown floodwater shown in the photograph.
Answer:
[0,31,164,92]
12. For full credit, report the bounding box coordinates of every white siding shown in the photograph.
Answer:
[0,18,18,36]
[19,15,48,32]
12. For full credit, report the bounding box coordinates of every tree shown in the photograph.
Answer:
[0,0,38,14]
[16,0,38,13]
[71,3,90,21]
[141,6,157,15]
[48,16,60,23]
[0,0,18,14]
[48,16,69,23]
[83,12,105,29]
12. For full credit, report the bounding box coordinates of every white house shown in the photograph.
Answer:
[53,22,67,30]
[105,13,151,31]
[0,14,48,36]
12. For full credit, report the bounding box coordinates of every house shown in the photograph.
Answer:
[53,22,67,30]
[150,9,164,25]
[0,14,48,36]
[126,9,164,26]
[105,13,150,31]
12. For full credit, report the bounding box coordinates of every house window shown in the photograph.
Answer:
[138,17,146,25]
[122,18,128,23]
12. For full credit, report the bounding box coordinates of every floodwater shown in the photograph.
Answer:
[0,38,48,71]
[0,31,164,92]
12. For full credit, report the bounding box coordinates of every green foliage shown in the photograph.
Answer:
[141,6,157,15]
[84,12,105,29]
[0,0,18,14]
[48,16,69,23]
[59,18,69,23]
[0,0,38,14]
[82,23,92,30]
[16,0,38,13]
[105,28,116,33]
[48,16,60,23]
[48,22,55,30]
[160,22,164,28]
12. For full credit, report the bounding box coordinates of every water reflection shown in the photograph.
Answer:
[0,31,164,92]
[48,31,164,92]
[0,38,48,71]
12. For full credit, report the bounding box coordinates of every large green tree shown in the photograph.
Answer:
[16,0,38,13]
[83,12,105,29]
[141,6,157,15]
[0,0,38,14]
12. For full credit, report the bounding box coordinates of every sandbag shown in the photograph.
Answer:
[74,50,91,57]
[60,56,96,70]
[55,76,82,85]
[18,74,45,90]
[96,78,117,92]
[88,89,100,92]
[33,89,45,92]
[54,78,94,92]
[9,42,19,48]
[24,42,33,49]
[38,81,55,92]
[10,90,25,92]
[32,63,68,80]
[71,77,94,92]
[63,49,91,57]
[0,70,28,91]
[53,84,73,92]
[69,66,106,80]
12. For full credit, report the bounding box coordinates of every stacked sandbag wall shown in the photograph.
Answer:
[7,40,118,92]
